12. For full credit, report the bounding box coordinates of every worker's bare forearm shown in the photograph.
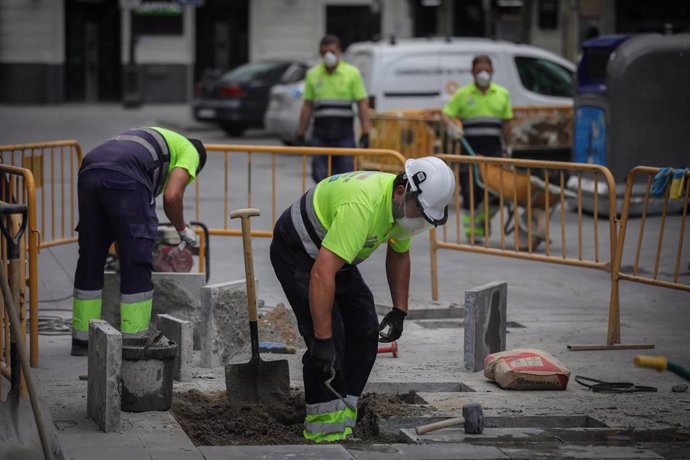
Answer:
[441,113,453,127]
[163,197,185,231]
[309,269,335,339]
[357,99,371,134]
[163,168,191,231]
[297,102,313,136]
[386,246,410,312]
[502,120,513,148]
[309,247,346,339]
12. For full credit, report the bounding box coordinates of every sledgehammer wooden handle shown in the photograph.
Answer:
[230,208,260,322]
[415,417,465,435]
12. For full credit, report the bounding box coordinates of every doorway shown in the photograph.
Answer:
[65,0,121,102]
[194,0,249,83]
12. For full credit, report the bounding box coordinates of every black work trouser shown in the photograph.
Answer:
[270,231,379,405]
[460,141,503,211]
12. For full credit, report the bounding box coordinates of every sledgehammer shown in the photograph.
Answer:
[415,403,484,435]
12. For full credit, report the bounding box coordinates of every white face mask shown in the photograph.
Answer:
[389,193,431,240]
[323,51,338,68]
[475,70,491,87]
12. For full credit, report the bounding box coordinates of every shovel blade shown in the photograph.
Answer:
[225,357,290,404]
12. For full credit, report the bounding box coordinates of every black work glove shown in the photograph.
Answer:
[358,133,370,149]
[310,337,336,373]
[295,134,307,146]
[378,307,407,343]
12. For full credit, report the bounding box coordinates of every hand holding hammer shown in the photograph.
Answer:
[415,403,484,435]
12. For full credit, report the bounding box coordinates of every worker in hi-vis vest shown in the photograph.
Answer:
[270,157,455,442]
[442,54,513,241]
[71,127,206,356]
[296,34,370,183]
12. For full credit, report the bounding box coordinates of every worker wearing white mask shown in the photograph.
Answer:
[296,34,370,183]
[441,55,514,242]
[270,157,454,442]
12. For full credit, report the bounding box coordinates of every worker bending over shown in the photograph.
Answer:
[71,127,206,356]
[270,157,455,442]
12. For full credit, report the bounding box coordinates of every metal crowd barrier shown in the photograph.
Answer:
[429,154,653,350]
[0,162,39,373]
[0,141,82,369]
[193,144,407,238]
[0,141,83,250]
[614,167,689,293]
[369,105,573,163]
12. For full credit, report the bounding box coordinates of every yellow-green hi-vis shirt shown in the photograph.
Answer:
[151,126,200,183]
[312,171,411,264]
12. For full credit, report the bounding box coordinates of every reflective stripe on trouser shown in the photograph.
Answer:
[463,206,498,238]
[72,289,103,341]
[270,229,379,443]
[120,290,153,334]
[304,396,358,442]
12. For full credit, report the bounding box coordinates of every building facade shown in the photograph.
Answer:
[0,0,686,104]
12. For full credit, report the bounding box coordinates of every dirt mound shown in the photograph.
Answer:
[172,389,429,446]
[258,303,303,349]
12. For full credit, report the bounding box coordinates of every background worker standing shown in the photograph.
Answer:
[70,127,206,356]
[270,157,455,442]
[296,34,370,183]
[441,55,513,241]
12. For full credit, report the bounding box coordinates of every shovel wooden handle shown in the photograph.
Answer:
[415,417,465,435]
[230,208,260,322]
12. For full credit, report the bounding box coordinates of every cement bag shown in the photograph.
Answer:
[484,348,570,390]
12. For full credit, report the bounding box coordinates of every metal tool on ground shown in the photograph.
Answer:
[225,208,290,403]
[324,368,356,412]
[635,355,690,382]
[0,202,64,459]
[415,403,484,435]
[377,340,398,358]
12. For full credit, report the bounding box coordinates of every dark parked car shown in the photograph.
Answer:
[192,60,296,137]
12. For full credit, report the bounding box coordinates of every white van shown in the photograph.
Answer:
[345,37,575,111]
[265,38,575,156]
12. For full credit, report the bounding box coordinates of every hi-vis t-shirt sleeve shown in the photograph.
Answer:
[175,142,200,183]
[320,203,370,264]
[302,69,316,101]
[351,69,367,101]
[389,236,412,254]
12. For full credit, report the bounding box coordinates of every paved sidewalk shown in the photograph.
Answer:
[1,104,688,459]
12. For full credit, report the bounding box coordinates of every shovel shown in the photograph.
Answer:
[0,202,65,459]
[225,208,290,403]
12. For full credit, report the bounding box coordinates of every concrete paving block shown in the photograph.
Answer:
[501,445,663,459]
[87,320,121,433]
[102,272,205,349]
[156,314,193,382]
[464,281,507,372]
[347,443,507,459]
[199,279,256,368]
[200,445,354,460]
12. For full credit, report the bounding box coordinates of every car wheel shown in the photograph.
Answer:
[221,123,246,137]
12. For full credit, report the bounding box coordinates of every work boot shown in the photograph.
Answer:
[70,338,89,356]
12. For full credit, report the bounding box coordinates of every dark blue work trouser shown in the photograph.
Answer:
[310,135,356,183]
[72,170,157,341]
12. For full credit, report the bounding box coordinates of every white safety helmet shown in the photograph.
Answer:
[403,156,455,226]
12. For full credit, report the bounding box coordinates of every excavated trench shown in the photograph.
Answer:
[171,388,432,446]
